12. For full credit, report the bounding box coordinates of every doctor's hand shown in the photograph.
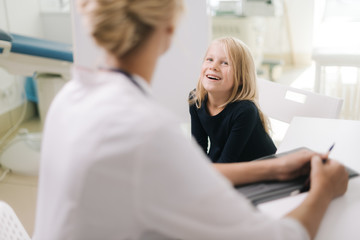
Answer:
[309,155,348,199]
[285,155,348,240]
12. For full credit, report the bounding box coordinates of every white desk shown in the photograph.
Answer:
[278,117,360,172]
[258,117,360,240]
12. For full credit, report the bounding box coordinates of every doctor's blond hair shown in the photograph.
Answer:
[78,0,184,59]
[190,37,270,133]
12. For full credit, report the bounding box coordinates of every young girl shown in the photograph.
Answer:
[189,37,276,163]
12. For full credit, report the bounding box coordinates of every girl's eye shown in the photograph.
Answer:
[206,58,213,62]
[222,61,229,65]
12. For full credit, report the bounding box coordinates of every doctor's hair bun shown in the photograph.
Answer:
[78,0,184,58]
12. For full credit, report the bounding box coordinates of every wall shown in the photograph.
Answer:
[152,1,210,123]
[2,0,44,38]
[70,0,103,69]
[41,11,72,44]
[0,0,8,31]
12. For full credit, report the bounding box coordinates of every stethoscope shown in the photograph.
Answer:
[108,68,146,95]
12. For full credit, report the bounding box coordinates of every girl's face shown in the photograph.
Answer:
[200,41,234,97]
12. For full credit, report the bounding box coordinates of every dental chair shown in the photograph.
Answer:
[0,29,72,77]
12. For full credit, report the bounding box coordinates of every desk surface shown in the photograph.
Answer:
[258,176,360,240]
[278,117,360,173]
[259,117,360,240]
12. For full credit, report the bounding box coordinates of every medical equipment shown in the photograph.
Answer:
[0,130,41,176]
[0,28,73,176]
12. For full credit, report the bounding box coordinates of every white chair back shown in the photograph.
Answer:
[258,78,343,123]
[257,78,343,145]
[0,201,31,240]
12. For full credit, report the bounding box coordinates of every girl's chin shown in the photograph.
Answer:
[203,86,218,93]
[202,79,220,86]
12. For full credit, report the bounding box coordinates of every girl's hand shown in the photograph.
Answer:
[274,148,314,181]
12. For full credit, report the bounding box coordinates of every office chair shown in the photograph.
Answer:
[0,201,31,240]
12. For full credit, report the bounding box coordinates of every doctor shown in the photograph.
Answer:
[33,0,348,239]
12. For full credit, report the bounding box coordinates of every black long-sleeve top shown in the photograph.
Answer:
[189,97,276,163]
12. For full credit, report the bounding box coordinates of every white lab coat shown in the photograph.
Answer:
[33,66,309,240]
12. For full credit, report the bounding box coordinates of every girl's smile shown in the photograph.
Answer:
[200,41,234,96]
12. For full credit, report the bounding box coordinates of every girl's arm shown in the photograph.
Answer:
[214,149,313,186]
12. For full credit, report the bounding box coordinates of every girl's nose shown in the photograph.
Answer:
[210,62,218,71]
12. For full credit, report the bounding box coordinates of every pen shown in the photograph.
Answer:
[323,143,335,163]
[299,143,335,193]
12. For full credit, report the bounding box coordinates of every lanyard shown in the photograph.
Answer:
[108,68,146,95]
